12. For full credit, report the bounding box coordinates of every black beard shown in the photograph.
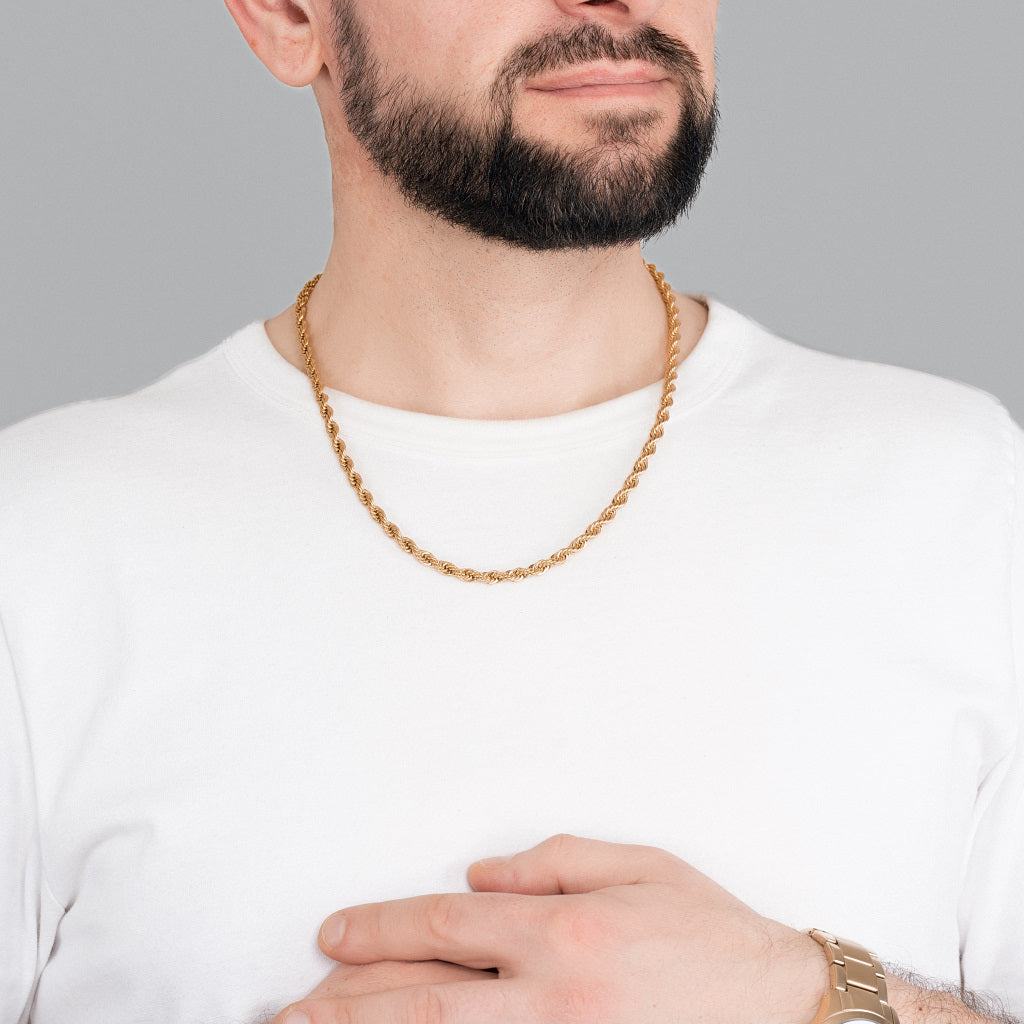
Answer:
[332,6,719,251]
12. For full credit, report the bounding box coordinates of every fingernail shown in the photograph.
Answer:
[319,913,347,948]
[475,855,512,868]
[282,1011,312,1024]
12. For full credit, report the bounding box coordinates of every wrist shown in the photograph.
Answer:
[805,930,900,1024]
[883,975,922,1023]
[763,926,831,1024]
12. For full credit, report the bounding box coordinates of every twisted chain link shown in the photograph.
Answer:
[295,262,681,583]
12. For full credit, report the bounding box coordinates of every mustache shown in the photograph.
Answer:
[492,21,708,100]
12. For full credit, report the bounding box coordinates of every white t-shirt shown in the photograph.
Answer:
[1,300,1021,1023]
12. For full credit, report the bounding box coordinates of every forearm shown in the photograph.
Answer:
[887,969,1020,1024]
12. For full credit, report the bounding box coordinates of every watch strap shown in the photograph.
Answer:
[808,929,900,1024]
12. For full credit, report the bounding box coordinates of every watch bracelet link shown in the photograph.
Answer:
[807,929,901,1024]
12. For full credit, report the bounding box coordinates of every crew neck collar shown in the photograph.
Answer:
[222,296,749,457]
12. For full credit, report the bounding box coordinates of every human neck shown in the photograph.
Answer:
[265,179,707,420]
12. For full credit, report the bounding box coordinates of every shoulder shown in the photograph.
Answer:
[0,323,278,525]
[708,299,1018,473]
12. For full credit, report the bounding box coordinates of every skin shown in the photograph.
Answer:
[288,836,828,1024]
[226,0,715,419]
[271,836,987,1024]
[221,3,1015,1023]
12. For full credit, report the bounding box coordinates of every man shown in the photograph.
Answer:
[1,1,1020,1023]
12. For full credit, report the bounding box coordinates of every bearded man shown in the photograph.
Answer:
[0,1,1021,1023]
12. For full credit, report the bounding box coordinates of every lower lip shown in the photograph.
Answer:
[527,81,667,99]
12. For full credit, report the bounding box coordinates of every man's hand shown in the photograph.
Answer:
[273,959,495,1022]
[277,834,828,1024]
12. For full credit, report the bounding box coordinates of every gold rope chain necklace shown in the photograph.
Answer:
[295,261,681,584]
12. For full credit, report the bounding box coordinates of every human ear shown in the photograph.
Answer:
[223,0,325,87]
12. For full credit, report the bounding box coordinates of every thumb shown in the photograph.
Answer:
[467,834,680,895]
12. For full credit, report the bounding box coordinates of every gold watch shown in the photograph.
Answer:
[807,930,900,1024]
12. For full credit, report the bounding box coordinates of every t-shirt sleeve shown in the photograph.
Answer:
[958,418,1024,1015]
[0,616,47,1024]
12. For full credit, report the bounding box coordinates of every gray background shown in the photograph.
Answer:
[2,2,1021,429]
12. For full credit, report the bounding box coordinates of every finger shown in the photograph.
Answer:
[467,833,684,895]
[319,891,536,968]
[280,977,514,1024]
[307,960,494,1000]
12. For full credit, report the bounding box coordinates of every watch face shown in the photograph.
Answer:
[832,1013,890,1024]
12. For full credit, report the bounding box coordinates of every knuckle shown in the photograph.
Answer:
[635,844,679,877]
[546,899,618,955]
[325,1002,357,1024]
[606,840,683,884]
[408,985,448,1024]
[542,833,581,857]
[420,894,460,944]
